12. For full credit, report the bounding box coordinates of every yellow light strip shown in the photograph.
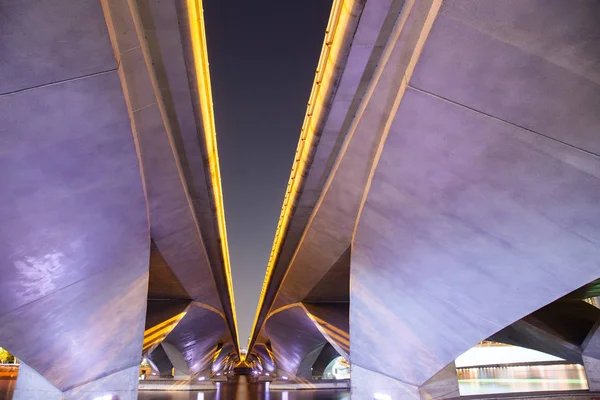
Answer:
[187,0,239,351]
[142,311,187,351]
[247,0,355,350]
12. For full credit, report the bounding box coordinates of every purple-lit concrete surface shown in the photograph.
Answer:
[249,0,600,398]
[1,0,238,397]
[163,304,226,376]
[0,1,149,397]
[265,305,329,377]
[102,0,239,377]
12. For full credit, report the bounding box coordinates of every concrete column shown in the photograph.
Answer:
[350,362,458,400]
[582,320,600,391]
[303,303,350,360]
[14,363,140,400]
[148,345,175,378]
[161,342,191,380]
[419,362,459,400]
[351,364,420,399]
[296,343,327,379]
[62,366,140,400]
[13,363,62,400]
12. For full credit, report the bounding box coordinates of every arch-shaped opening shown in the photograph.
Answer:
[323,356,350,380]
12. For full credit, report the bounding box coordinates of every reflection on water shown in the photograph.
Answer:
[138,377,350,400]
[0,378,16,400]
[1,365,591,399]
[458,364,589,396]
[138,387,350,400]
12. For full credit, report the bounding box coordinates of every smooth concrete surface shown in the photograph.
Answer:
[248,0,384,347]
[13,362,62,400]
[0,0,116,94]
[296,343,327,380]
[102,0,238,375]
[1,0,148,392]
[420,362,459,400]
[263,302,347,378]
[148,345,176,378]
[583,319,600,391]
[351,364,421,399]
[0,50,149,395]
[351,363,458,400]
[162,342,191,379]
[250,0,406,376]
[62,366,140,400]
[352,0,600,389]
[1,0,237,395]
[13,363,140,400]
[251,0,600,398]
[303,303,350,359]
[162,304,226,375]
[265,305,329,376]
[254,343,276,373]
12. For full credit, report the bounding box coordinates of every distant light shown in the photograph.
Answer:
[282,376,288,380]
[265,372,269,376]
[197,393,205,400]
[216,373,221,376]
[198,376,205,381]
[373,393,391,400]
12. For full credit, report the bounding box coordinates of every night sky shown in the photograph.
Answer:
[203,0,333,347]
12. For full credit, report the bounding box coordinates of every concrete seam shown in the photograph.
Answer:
[353,363,420,388]
[407,85,600,160]
[0,68,118,97]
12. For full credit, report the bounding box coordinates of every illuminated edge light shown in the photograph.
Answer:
[186,0,240,352]
[247,0,356,351]
[142,311,187,352]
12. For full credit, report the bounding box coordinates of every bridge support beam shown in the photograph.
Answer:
[13,363,62,400]
[583,320,600,391]
[351,362,458,400]
[14,363,140,400]
[161,342,191,380]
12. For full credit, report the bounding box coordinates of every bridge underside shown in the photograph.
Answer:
[0,0,237,398]
[250,0,600,398]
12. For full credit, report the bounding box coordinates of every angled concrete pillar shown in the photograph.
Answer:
[13,363,62,400]
[582,320,600,391]
[14,363,140,400]
[296,343,327,379]
[303,303,350,359]
[351,364,420,399]
[161,342,191,380]
[419,362,459,400]
[351,362,458,400]
[254,343,276,373]
[148,345,175,378]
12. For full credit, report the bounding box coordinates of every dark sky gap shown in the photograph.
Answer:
[204,0,333,346]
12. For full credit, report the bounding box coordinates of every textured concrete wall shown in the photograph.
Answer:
[0,0,149,398]
[351,0,600,397]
